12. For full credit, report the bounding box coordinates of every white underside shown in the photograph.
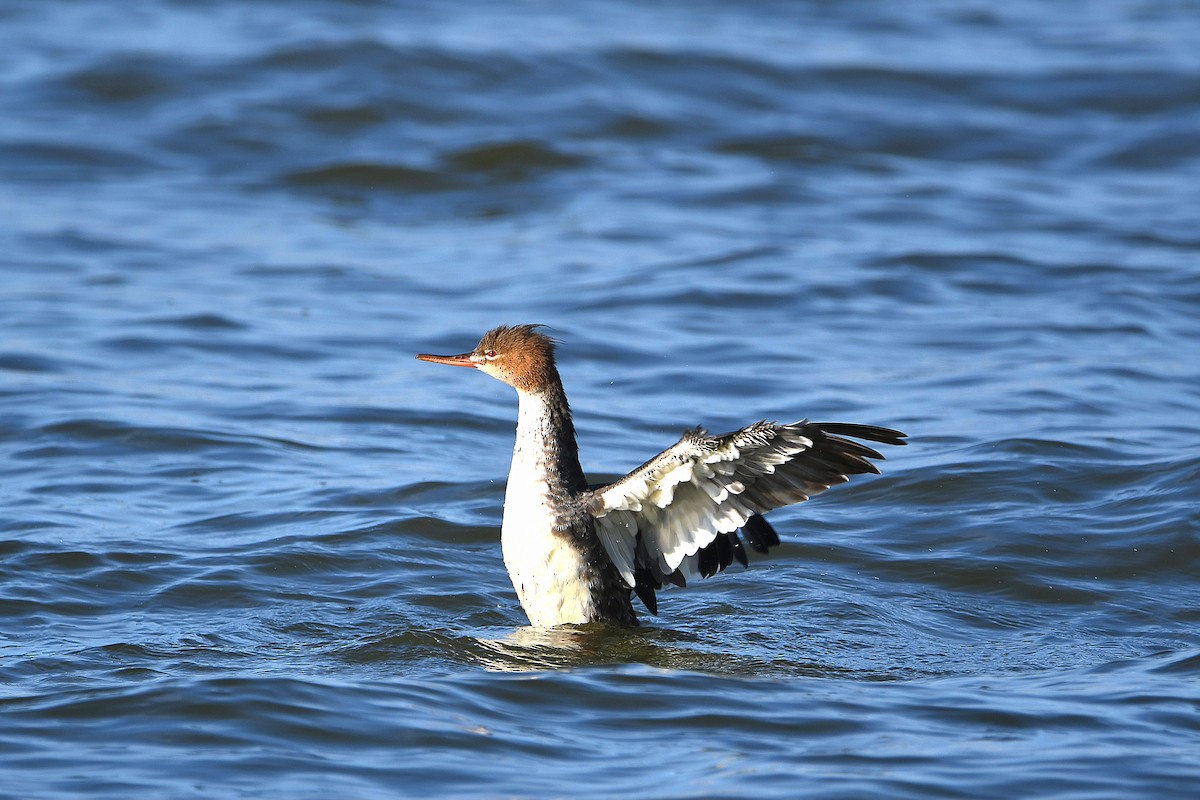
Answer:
[501,392,596,627]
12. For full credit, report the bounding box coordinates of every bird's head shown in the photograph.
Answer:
[417,324,559,394]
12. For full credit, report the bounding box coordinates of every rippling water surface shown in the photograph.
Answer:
[3,1,1199,797]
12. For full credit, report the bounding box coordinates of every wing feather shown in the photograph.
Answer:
[591,419,906,611]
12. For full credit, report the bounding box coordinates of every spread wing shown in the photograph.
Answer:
[589,420,906,613]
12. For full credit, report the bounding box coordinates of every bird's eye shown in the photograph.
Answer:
[485,349,497,359]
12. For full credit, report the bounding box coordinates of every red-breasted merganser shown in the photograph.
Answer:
[417,324,906,627]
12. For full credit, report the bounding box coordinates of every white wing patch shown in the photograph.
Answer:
[592,422,824,587]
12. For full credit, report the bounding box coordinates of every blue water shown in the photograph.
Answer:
[3,1,1199,797]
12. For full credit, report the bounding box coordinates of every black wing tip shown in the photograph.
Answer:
[632,566,659,615]
[811,422,908,447]
[790,422,906,478]
[698,515,779,578]
[741,513,781,554]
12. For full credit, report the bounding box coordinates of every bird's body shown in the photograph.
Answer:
[417,325,905,627]
[500,386,636,626]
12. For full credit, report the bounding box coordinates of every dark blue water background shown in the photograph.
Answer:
[2,1,1199,797]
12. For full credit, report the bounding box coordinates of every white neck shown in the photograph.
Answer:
[500,390,595,626]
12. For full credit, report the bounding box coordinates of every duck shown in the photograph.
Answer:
[417,324,905,627]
